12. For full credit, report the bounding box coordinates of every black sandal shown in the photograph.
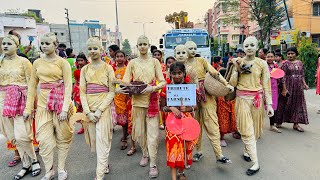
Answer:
[13,166,31,180]
[120,139,128,150]
[31,161,41,177]
[246,167,260,176]
[216,156,232,164]
[243,155,252,162]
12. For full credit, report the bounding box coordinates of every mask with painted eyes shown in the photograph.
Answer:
[136,35,150,55]
[1,37,18,56]
[174,45,188,63]
[40,33,58,55]
[243,36,258,57]
[87,37,102,60]
[185,41,197,58]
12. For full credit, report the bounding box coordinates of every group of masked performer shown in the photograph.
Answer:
[0,32,308,180]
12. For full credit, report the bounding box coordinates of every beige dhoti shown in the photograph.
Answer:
[195,92,222,158]
[235,96,265,163]
[35,106,74,173]
[84,107,113,180]
[0,91,37,168]
[132,106,159,167]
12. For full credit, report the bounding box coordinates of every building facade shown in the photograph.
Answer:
[0,13,50,53]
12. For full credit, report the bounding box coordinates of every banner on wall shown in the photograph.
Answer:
[270,29,299,46]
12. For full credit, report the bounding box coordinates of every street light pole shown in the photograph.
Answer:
[65,8,72,48]
[134,22,154,36]
[115,0,120,46]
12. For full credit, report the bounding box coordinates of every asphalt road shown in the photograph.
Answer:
[1,89,320,180]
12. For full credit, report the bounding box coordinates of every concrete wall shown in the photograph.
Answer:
[291,0,320,34]
[70,25,89,54]
[50,24,69,46]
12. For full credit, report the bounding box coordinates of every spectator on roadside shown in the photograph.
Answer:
[236,49,245,58]
[66,48,77,84]
[222,52,229,68]
[108,44,120,65]
[57,43,67,58]
[227,52,234,63]
[8,29,32,56]
[212,56,223,71]
[258,48,268,60]
[150,45,158,54]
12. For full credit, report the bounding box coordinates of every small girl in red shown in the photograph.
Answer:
[73,53,89,134]
[160,62,197,180]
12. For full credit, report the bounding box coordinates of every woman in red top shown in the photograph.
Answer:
[73,53,89,134]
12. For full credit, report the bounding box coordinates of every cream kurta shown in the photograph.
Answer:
[80,63,116,115]
[185,57,228,158]
[185,57,227,85]
[122,57,165,168]
[229,57,272,105]
[122,57,166,107]
[229,57,272,163]
[80,63,115,180]
[0,56,37,168]
[25,57,73,115]
[0,57,32,86]
[24,57,73,173]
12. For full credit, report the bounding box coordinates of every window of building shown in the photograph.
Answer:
[312,36,320,47]
[313,3,320,16]
[61,33,64,36]
[232,35,239,41]
[54,32,57,35]
[221,34,228,41]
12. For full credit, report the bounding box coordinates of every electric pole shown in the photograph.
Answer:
[283,0,291,29]
[115,0,120,46]
[65,8,72,48]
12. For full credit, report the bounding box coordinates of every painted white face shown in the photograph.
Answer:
[185,41,197,58]
[243,37,258,56]
[137,37,149,55]
[2,37,18,56]
[174,45,188,63]
[87,42,101,60]
[40,36,56,55]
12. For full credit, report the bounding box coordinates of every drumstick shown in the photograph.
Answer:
[180,97,184,106]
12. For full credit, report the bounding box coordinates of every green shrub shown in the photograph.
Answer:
[298,37,318,87]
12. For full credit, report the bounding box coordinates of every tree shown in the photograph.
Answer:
[21,12,43,23]
[222,0,285,47]
[121,39,132,56]
[298,37,318,87]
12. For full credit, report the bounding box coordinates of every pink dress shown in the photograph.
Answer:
[268,64,279,110]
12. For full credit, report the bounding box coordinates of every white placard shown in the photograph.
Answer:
[166,84,196,107]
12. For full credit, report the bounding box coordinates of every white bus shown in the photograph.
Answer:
[159,28,212,63]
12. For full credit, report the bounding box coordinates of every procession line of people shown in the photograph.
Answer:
[0,32,310,180]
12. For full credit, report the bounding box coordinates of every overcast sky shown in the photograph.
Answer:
[0,0,215,46]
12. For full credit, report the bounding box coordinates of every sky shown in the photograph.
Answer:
[0,0,215,46]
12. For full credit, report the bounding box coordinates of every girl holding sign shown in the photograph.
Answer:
[160,62,198,180]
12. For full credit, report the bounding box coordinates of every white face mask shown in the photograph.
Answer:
[40,36,56,55]
[185,41,197,58]
[2,38,18,56]
[137,38,149,55]
[87,43,101,60]
[243,37,258,56]
[174,45,188,63]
